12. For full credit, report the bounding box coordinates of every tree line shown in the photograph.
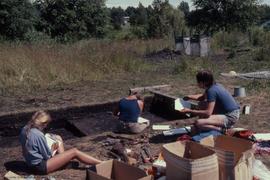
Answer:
[0,0,269,42]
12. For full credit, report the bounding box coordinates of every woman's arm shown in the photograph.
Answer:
[137,100,144,112]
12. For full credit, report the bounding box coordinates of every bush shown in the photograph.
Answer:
[249,27,270,46]
[131,26,148,39]
[23,30,54,44]
[211,31,248,50]
[253,47,270,62]
[172,56,219,77]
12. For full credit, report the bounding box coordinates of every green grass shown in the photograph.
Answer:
[0,39,172,94]
[1,30,270,96]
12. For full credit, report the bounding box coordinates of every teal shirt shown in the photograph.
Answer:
[206,83,240,114]
[19,126,52,166]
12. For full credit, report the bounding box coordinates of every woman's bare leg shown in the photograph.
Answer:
[46,148,101,173]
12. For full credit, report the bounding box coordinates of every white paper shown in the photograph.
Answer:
[152,125,171,130]
[153,159,166,173]
[153,159,166,168]
[174,98,191,111]
[45,133,62,156]
[253,133,270,141]
[137,117,150,126]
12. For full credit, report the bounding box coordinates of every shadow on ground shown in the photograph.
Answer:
[4,161,32,175]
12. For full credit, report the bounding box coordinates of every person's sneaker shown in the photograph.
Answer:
[221,127,227,134]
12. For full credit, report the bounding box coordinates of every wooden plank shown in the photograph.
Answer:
[129,85,171,94]
[149,90,177,101]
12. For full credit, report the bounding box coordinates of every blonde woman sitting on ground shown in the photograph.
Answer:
[19,110,102,175]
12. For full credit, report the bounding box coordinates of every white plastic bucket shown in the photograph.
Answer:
[234,86,246,97]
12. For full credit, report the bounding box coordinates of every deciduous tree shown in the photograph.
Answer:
[35,0,108,41]
[178,1,190,16]
[0,0,36,40]
[188,0,259,33]
[110,7,125,30]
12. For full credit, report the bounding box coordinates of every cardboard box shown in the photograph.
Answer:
[200,135,254,180]
[162,141,219,180]
[86,160,152,180]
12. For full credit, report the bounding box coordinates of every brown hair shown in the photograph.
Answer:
[128,89,143,100]
[196,70,215,88]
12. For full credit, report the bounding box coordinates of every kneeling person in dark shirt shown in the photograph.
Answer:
[114,91,149,134]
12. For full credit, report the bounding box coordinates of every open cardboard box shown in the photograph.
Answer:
[162,141,219,180]
[86,160,152,180]
[200,135,254,180]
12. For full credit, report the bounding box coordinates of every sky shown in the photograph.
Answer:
[106,0,270,9]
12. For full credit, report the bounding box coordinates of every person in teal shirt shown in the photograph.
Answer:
[180,70,240,132]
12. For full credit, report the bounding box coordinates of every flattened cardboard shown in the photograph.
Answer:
[200,135,254,180]
[86,160,152,180]
[4,171,24,180]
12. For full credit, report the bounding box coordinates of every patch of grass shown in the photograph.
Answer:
[249,27,270,47]
[0,39,171,94]
[211,31,248,51]
[245,80,270,94]
[172,56,221,78]
[1,33,270,97]
[228,52,270,73]
[253,47,270,62]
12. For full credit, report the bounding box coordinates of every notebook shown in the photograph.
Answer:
[137,117,150,126]
[45,133,62,156]
[174,98,191,111]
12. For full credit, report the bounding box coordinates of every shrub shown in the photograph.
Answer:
[211,31,248,50]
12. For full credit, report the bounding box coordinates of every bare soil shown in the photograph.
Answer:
[1,71,270,179]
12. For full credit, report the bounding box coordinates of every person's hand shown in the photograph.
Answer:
[113,110,120,117]
[51,142,59,152]
[183,96,190,101]
[180,108,191,113]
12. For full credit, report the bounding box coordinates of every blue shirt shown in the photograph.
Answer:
[119,98,140,123]
[19,126,52,166]
[206,83,240,114]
